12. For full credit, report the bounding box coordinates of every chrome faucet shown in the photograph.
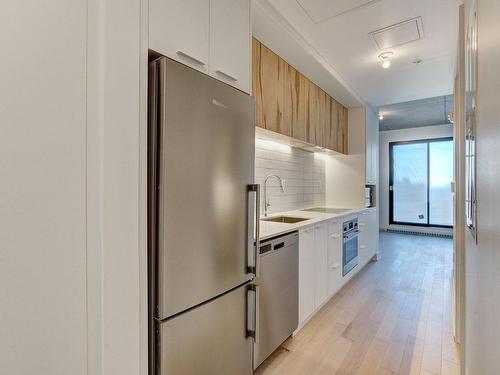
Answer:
[263,174,285,217]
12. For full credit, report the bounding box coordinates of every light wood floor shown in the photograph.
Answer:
[255,232,460,375]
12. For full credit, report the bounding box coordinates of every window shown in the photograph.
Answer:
[389,138,454,228]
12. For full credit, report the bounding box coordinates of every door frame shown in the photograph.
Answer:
[389,137,454,228]
[453,3,466,358]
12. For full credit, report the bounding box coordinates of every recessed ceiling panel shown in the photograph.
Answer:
[370,17,424,51]
[379,95,453,131]
[296,0,380,23]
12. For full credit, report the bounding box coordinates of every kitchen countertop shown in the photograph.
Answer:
[259,207,374,241]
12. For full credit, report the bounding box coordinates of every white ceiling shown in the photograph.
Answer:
[257,0,459,108]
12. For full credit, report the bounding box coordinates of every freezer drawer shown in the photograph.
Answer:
[158,283,254,375]
[149,57,257,319]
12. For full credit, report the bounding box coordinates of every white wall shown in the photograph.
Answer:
[97,0,147,374]
[256,139,325,214]
[463,0,500,373]
[0,1,87,373]
[0,1,147,374]
[325,107,366,209]
[378,124,453,232]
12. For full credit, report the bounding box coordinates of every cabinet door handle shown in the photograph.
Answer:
[176,50,206,66]
[329,234,340,239]
[359,223,366,227]
[216,69,238,82]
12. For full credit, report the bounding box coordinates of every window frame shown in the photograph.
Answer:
[389,137,454,228]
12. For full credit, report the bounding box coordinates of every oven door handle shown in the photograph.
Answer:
[343,230,359,240]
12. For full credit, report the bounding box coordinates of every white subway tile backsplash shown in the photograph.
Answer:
[255,141,326,215]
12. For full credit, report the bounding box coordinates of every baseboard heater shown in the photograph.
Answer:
[384,228,453,239]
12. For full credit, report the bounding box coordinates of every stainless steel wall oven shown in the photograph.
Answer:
[342,218,359,276]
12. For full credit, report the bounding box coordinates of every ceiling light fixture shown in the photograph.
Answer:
[378,51,394,69]
[255,138,292,153]
[314,152,329,160]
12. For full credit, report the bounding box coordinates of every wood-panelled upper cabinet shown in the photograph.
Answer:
[252,38,349,154]
[340,106,349,153]
[150,0,210,73]
[326,98,339,151]
[284,65,308,142]
[210,0,251,92]
[317,89,330,148]
[327,98,349,153]
[149,0,251,93]
[307,82,321,145]
[253,39,290,136]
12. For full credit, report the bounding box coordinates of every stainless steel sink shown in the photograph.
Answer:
[261,216,310,224]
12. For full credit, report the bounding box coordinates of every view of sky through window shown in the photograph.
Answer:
[392,139,453,227]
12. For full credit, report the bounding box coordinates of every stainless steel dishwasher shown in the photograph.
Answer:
[254,231,299,369]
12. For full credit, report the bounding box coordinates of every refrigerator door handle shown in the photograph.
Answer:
[248,184,261,277]
[255,284,260,344]
[246,284,260,343]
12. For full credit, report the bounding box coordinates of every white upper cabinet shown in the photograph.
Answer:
[365,109,379,184]
[210,0,251,93]
[149,0,251,93]
[149,0,210,73]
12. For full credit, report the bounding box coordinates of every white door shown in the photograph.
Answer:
[299,227,315,324]
[149,0,209,73]
[314,223,328,308]
[210,0,251,93]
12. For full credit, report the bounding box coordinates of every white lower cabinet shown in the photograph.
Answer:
[358,208,378,266]
[327,219,343,297]
[299,221,339,326]
[298,223,328,325]
[298,210,379,328]
[298,227,315,324]
[314,223,328,308]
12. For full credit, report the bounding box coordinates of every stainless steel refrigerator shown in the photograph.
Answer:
[148,56,260,375]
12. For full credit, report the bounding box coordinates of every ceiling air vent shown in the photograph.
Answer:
[296,0,381,23]
[369,17,424,51]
